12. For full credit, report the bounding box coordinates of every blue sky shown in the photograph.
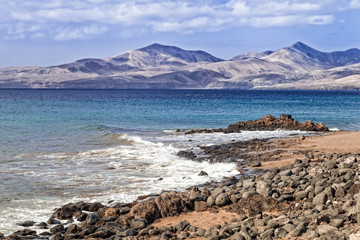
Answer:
[1,0,360,68]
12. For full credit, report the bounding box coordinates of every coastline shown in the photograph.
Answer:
[4,130,360,239]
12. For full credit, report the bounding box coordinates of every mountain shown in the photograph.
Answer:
[0,42,359,90]
[105,43,223,69]
[263,41,360,71]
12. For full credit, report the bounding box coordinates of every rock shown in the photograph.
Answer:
[198,171,208,176]
[313,192,328,205]
[66,224,80,234]
[130,199,161,224]
[317,224,338,235]
[231,232,245,240]
[17,221,36,227]
[197,228,206,237]
[288,222,307,237]
[330,218,344,228]
[38,222,48,229]
[302,228,319,239]
[204,225,220,238]
[51,233,64,240]
[39,231,51,236]
[48,217,61,225]
[177,150,197,160]
[194,201,208,212]
[118,229,137,237]
[50,224,65,235]
[242,191,257,198]
[256,180,272,197]
[84,213,99,226]
[260,229,274,239]
[207,195,215,206]
[335,187,346,198]
[268,215,290,227]
[88,228,114,238]
[148,228,161,236]
[138,228,149,236]
[130,218,147,230]
[215,193,230,207]
[212,188,225,199]
[175,220,190,231]
[103,207,120,218]
[250,161,262,167]
[189,192,202,201]
[178,231,190,239]
[155,192,193,218]
[274,228,287,238]
[10,229,37,238]
[294,190,309,200]
[226,115,329,132]
[52,203,82,220]
[243,179,256,189]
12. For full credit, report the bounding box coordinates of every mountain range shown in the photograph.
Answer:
[1,42,359,90]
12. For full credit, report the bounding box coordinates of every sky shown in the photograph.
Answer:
[1,0,360,68]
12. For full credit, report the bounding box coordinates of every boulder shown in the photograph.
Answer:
[256,180,272,197]
[52,203,82,220]
[174,220,190,232]
[130,199,161,224]
[154,192,193,218]
[215,193,230,207]
[130,218,147,230]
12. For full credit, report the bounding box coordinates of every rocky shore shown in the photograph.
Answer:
[5,151,360,240]
[3,118,360,240]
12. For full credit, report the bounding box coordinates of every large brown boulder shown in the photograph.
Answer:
[129,199,161,224]
[154,192,194,218]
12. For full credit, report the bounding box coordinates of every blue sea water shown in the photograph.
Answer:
[0,89,359,234]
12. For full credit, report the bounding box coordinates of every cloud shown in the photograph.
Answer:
[350,0,360,8]
[0,0,357,40]
[54,24,108,41]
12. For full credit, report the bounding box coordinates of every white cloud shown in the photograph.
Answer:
[350,0,360,8]
[53,24,108,40]
[0,0,357,40]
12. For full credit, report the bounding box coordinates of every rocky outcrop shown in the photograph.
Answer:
[185,114,329,134]
[226,114,329,132]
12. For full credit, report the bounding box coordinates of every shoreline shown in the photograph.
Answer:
[4,130,360,239]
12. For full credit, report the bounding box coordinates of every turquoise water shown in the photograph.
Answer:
[0,89,359,234]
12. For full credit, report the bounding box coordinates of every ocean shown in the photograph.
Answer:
[0,89,359,234]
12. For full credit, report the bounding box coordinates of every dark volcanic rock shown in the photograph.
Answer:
[17,221,36,227]
[226,114,329,132]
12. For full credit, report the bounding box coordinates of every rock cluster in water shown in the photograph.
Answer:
[5,152,360,240]
[185,114,329,134]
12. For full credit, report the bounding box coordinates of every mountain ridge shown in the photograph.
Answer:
[0,42,359,90]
